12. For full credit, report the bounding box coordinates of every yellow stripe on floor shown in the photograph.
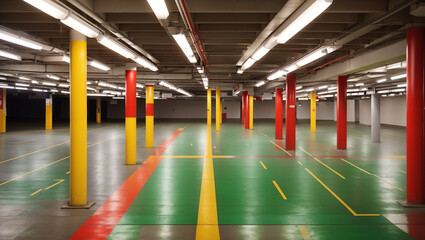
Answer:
[299,147,346,179]
[298,225,311,240]
[272,180,287,200]
[269,140,292,156]
[196,126,220,240]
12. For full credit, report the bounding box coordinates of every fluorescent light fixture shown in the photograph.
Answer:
[390,73,406,80]
[87,86,96,91]
[0,85,14,89]
[397,83,407,87]
[176,88,192,97]
[61,91,70,94]
[328,86,337,90]
[267,70,285,80]
[386,61,406,70]
[298,97,309,100]
[347,88,359,92]
[252,46,270,61]
[241,58,256,70]
[32,88,43,92]
[0,72,13,77]
[348,78,359,82]
[46,74,60,80]
[62,55,70,63]
[376,78,387,83]
[392,88,405,92]
[15,87,28,90]
[0,49,22,61]
[149,65,159,72]
[15,83,29,87]
[147,0,169,20]
[318,85,327,89]
[296,86,303,90]
[51,89,58,92]
[355,83,364,86]
[297,48,327,67]
[198,68,204,74]
[172,34,197,63]
[285,64,298,73]
[367,74,386,78]
[361,88,368,91]
[61,13,100,38]
[136,83,144,89]
[237,69,243,74]
[133,56,150,68]
[159,81,177,90]
[58,84,70,88]
[23,0,69,20]
[113,97,125,100]
[304,88,314,92]
[277,0,332,44]
[255,81,266,87]
[89,60,110,71]
[43,82,57,86]
[31,80,39,84]
[378,90,390,94]
[97,35,136,59]
[19,76,31,81]
[0,30,43,50]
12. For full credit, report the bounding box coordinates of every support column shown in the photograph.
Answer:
[337,75,347,150]
[207,89,211,126]
[245,93,250,129]
[371,94,380,142]
[220,100,222,124]
[216,88,220,131]
[286,73,296,150]
[310,92,316,133]
[242,91,247,125]
[0,89,6,133]
[146,85,154,148]
[96,98,101,124]
[126,68,137,164]
[406,27,425,205]
[45,93,52,130]
[249,95,253,130]
[275,88,283,139]
[69,29,88,207]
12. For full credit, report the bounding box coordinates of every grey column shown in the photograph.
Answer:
[371,94,380,142]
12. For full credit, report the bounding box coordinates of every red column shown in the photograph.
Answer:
[242,91,247,125]
[285,73,296,150]
[125,70,137,118]
[245,93,250,129]
[406,27,425,204]
[275,88,283,139]
[337,75,347,149]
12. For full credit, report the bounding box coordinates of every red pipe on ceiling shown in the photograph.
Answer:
[304,54,351,74]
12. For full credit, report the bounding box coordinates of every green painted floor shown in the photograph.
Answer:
[0,120,424,240]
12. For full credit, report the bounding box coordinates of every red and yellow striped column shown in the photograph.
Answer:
[96,98,101,124]
[216,88,220,131]
[311,92,316,133]
[45,93,52,130]
[126,69,137,164]
[207,89,211,126]
[146,85,154,148]
[69,29,88,206]
[0,88,6,133]
[249,95,253,129]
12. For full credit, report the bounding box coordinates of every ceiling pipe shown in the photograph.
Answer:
[304,54,351,74]
[175,0,210,71]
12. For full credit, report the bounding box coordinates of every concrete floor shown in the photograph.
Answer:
[0,120,424,239]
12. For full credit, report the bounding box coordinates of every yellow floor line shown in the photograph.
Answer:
[153,155,204,158]
[299,147,345,179]
[298,161,303,166]
[260,161,267,170]
[269,140,292,156]
[298,225,311,240]
[272,180,287,200]
[196,127,220,240]
[0,141,68,164]
[45,179,65,190]
[259,131,270,138]
[304,168,379,217]
[339,158,404,191]
[390,166,406,174]
[30,189,43,196]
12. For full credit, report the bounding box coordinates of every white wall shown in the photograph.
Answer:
[254,100,276,119]
[222,100,240,119]
[296,100,310,119]
[317,101,334,120]
[359,96,406,127]
[347,99,355,122]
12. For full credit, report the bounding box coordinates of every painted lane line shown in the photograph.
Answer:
[260,161,267,170]
[298,225,311,240]
[45,179,65,190]
[304,168,379,217]
[70,129,184,240]
[196,127,220,240]
[152,155,204,158]
[272,180,287,200]
[30,189,43,196]
[298,161,303,166]
[0,141,68,164]
[269,140,292,156]
[339,158,404,191]
[259,131,270,138]
[299,147,346,180]
[66,171,70,174]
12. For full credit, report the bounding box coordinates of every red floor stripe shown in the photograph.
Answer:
[70,129,183,240]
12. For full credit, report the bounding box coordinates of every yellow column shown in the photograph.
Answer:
[311,92,316,133]
[146,85,154,148]
[216,88,220,131]
[220,100,222,124]
[96,98,101,123]
[45,93,52,130]
[207,89,211,126]
[249,96,253,129]
[0,89,6,133]
[69,29,87,206]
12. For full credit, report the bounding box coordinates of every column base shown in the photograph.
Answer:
[398,201,425,208]
[62,202,95,209]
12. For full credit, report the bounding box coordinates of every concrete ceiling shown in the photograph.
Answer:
[0,0,424,97]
